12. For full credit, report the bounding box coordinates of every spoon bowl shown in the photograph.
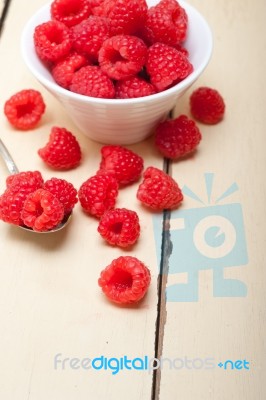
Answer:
[0,138,72,233]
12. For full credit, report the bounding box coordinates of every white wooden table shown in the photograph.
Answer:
[0,1,265,399]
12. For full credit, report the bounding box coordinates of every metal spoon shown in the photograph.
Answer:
[0,138,72,233]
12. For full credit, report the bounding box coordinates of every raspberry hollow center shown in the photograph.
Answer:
[109,50,126,64]
[16,103,35,118]
[110,221,123,234]
[109,269,133,291]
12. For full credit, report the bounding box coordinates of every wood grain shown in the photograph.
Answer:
[0,0,265,399]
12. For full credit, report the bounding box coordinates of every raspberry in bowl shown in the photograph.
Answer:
[21,0,212,145]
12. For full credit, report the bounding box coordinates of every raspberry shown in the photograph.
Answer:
[155,115,202,159]
[146,43,193,91]
[97,0,148,36]
[115,76,156,99]
[70,66,115,98]
[0,171,44,226]
[51,0,92,27]
[98,35,147,80]
[143,0,188,46]
[34,20,72,63]
[98,145,144,186]
[43,178,78,215]
[78,173,119,218]
[98,208,140,247]
[38,126,82,170]
[52,52,89,89]
[6,170,44,190]
[190,87,226,124]
[137,166,183,210]
[71,16,110,61]
[98,256,151,304]
[4,89,46,130]
[21,189,64,232]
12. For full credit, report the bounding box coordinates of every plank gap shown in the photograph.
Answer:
[151,158,173,400]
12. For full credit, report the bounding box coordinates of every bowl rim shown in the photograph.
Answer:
[21,0,213,106]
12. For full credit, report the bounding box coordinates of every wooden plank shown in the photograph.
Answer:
[159,0,266,399]
[0,1,165,399]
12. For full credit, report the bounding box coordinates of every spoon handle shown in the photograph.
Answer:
[0,138,19,175]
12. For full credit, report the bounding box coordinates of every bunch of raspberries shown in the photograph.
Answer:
[0,172,78,232]
[33,0,193,99]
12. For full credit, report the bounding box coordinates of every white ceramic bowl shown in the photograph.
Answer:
[21,0,212,145]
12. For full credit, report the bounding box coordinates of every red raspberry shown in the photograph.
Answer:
[143,0,188,46]
[43,178,78,215]
[51,0,92,28]
[155,115,202,159]
[21,189,64,232]
[0,171,44,226]
[4,89,46,130]
[190,87,226,124]
[38,126,82,170]
[137,166,183,210]
[52,52,89,89]
[70,66,115,98]
[34,20,72,63]
[71,16,110,61]
[96,0,148,36]
[98,145,144,186]
[6,170,44,189]
[115,76,156,99]
[98,35,147,80]
[78,173,119,218]
[98,208,140,247]
[98,256,151,304]
[146,43,193,91]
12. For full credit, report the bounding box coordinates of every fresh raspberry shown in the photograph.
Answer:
[98,35,147,80]
[51,0,92,28]
[78,173,119,218]
[115,76,156,99]
[146,43,193,91]
[96,0,148,36]
[43,178,78,215]
[4,89,46,130]
[21,189,64,232]
[155,115,202,159]
[137,166,183,210]
[0,171,44,226]
[98,208,140,247]
[38,126,82,170]
[98,256,151,304]
[70,66,115,98]
[6,171,44,189]
[71,16,110,61]
[34,20,72,63]
[190,87,226,124]
[98,145,144,186]
[143,0,188,46]
[52,52,89,89]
